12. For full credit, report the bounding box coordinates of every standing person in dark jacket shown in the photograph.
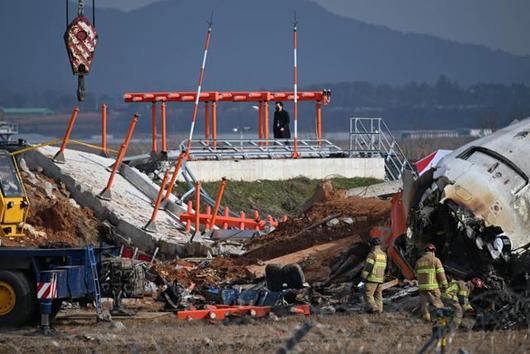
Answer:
[273,102,291,140]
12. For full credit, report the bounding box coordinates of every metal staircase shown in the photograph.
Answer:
[349,117,416,181]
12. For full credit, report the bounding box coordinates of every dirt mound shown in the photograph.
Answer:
[1,170,102,247]
[240,192,390,263]
[298,180,347,213]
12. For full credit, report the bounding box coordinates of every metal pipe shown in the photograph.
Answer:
[151,103,158,153]
[66,0,69,28]
[204,101,210,142]
[101,103,108,156]
[292,15,300,158]
[184,18,213,159]
[210,177,226,228]
[212,101,217,148]
[264,100,269,144]
[98,114,138,200]
[92,0,96,26]
[253,210,260,231]
[205,205,212,230]
[316,101,322,145]
[258,101,263,143]
[143,168,170,232]
[53,106,80,163]
[164,151,185,200]
[223,207,229,229]
[194,181,201,235]
[239,211,245,230]
[161,102,167,153]
[185,201,193,233]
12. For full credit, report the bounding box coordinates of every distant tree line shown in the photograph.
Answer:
[2,75,530,133]
[306,75,530,130]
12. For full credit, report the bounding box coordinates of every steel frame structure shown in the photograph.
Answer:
[123,90,331,148]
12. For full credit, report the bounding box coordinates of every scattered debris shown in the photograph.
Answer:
[2,169,103,247]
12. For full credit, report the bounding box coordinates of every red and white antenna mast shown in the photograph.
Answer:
[292,12,300,158]
[165,14,214,200]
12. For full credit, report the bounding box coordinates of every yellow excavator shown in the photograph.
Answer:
[0,150,29,237]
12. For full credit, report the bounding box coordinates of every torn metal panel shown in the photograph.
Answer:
[404,118,530,287]
[434,118,530,251]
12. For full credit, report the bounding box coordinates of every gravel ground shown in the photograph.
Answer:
[0,309,528,354]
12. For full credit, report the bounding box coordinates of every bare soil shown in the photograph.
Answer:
[1,171,102,247]
[0,308,526,354]
[239,186,390,263]
[153,182,391,288]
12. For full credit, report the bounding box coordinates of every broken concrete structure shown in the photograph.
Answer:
[24,146,194,259]
[185,157,385,182]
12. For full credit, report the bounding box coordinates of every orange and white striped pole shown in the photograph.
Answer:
[165,16,213,201]
[185,16,213,157]
[98,114,139,201]
[143,168,170,233]
[292,14,300,158]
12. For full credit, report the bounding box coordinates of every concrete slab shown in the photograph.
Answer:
[347,180,403,198]
[24,146,191,259]
[184,157,385,182]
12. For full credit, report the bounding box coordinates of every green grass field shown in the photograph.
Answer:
[174,177,380,218]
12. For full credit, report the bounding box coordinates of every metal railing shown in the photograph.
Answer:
[349,117,416,181]
[171,159,237,218]
[0,122,18,143]
[180,138,345,160]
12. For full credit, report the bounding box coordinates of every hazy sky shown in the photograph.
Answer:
[100,0,530,56]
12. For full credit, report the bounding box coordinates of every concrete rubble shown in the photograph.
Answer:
[22,146,205,258]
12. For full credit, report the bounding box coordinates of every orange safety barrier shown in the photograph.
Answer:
[181,202,281,232]
[98,114,139,201]
[101,104,108,157]
[52,106,80,163]
[176,304,310,321]
[143,169,170,233]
